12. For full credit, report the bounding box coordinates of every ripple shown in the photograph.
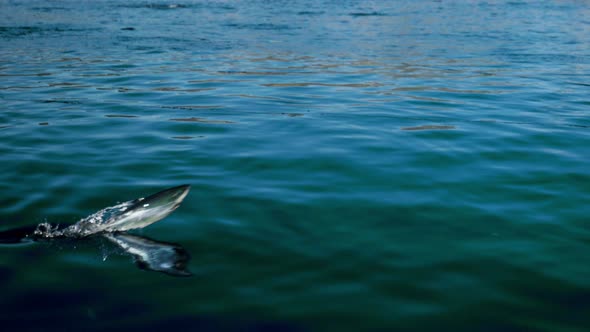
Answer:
[30,7,71,12]
[217,70,292,76]
[0,26,43,37]
[224,23,296,31]
[349,12,389,17]
[40,99,82,105]
[263,82,382,88]
[401,125,456,131]
[120,3,190,10]
[151,87,214,92]
[47,82,88,88]
[105,114,138,118]
[297,11,325,16]
[0,26,101,39]
[162,105,224,110]
[169,117,234,124]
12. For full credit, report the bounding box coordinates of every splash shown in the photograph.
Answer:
[33,222,65,238]
[64,200,138,236]
[33,200,137,238]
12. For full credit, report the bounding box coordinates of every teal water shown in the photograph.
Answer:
[1,0,590,331]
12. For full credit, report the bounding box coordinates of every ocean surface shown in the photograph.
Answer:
[1,0,589,331]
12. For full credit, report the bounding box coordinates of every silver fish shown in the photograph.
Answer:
[36,185,191,238]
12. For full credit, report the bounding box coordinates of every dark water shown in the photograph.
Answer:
[1,0,590,331]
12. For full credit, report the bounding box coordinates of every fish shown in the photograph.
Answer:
[35,184,190,238]
[0,185,192,276]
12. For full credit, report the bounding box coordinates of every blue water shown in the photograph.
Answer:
[1,1,590,331]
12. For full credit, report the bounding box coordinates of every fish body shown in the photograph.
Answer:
[91,184,190,233]
[33,185,191,238]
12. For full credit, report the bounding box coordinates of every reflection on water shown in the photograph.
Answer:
[104,233,191,277]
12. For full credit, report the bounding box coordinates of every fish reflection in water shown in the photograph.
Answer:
[0,185,192,277]
[104,233,191,276]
